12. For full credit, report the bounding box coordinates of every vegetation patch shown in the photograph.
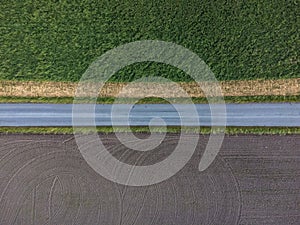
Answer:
[1,1,298,82]
[0,126,299,135]
[1,95,299,104]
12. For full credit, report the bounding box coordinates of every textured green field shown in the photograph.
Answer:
[0,0,299,82]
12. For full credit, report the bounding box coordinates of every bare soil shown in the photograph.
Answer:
[0,78,299,98]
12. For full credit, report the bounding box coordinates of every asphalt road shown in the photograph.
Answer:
[0,103,300,126]
[0,133,299,224]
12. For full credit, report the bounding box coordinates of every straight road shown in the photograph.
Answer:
[0,103,300,126]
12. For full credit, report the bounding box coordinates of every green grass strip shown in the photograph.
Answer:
[0,95,299,104]
[0,127,299,135]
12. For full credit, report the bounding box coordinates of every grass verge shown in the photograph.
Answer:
[0,95,300,104]
[0,127,299,135]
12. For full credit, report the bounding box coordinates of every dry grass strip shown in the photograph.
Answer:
[0,78,299,98]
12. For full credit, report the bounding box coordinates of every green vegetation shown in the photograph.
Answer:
[1,95,299,104]
[1,0,299,82]
[0,126,299,135]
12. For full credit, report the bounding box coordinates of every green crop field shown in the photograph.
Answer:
[0,0,299,82]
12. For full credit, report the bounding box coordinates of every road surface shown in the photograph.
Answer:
[0,103,299,126]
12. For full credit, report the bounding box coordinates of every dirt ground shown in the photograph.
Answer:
[0,133,299,224]
[0,78,299,98]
